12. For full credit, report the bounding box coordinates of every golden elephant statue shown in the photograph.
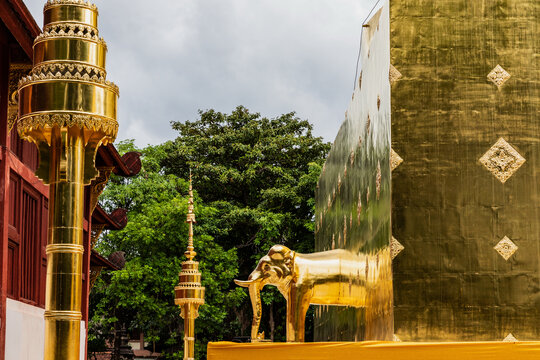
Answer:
[235,244,391,342]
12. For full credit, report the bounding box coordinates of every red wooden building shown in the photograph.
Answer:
[0,1,140,359]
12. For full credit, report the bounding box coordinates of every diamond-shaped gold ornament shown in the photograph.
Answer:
[494,236,518,261]
[391,236,404,259]
[389,64,402,85]
[487,64,511,88]
[390,148,403,171]
[479,138,525,183]
[503,333,518,342]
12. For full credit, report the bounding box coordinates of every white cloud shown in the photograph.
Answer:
[23,0,373,147]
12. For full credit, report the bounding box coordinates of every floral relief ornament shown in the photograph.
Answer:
[391,236,404,259]
[479,138,525,184]
[389,64,402,85]
[494,236,518,261]
[44,0,97,10]
[17,113,118,139]
[390,148,403,171]
[503,333,518,342]
[487,64,511,88]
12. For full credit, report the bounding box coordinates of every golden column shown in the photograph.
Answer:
[16,1,118,359]
[175,174,205,360]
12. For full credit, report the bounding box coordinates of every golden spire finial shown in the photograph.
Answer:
[175,170,205,359]
[185,170,196,261]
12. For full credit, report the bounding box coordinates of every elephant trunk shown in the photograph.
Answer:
[249,282,263,341]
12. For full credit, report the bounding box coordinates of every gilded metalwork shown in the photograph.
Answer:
[503,333,518,342]
[175,174,205,360]
[479,138,525,184]
[44,0,97,11]
[16,1,118,358]
[18,114,118,144]
[36,23,104,43]
[390,148,403,171]
[391,0,540,342]
[8,63,32,132]
[30,62,105,77]
[89,166,115,213]
[90,223,106,248]
[487,65,511,89]
[389,64,402,85]
[46,243,85,254]
[314,3,393,342]
[18,67,117,92]
[235,245,392,342]
[494,236,518,261]
[89,266,103,291]
[390,236,404,260]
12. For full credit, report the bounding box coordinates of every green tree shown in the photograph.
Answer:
[162,106,330,340]
[164,106,328,250]
[90,141,245,359]
[89,107,330,358]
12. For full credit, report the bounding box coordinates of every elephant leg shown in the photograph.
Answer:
[286,286,310,342]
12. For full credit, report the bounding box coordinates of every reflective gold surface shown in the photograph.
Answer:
[33,39,107,69]
[235,245,392,342]
[175,174,205,360]
[16,1,118,358]
[19,82,117,118]
[43,3,98,28]
[44,127,85,359]
[313,3,393,341]
[207,341,540,360]
[390,0,540,341]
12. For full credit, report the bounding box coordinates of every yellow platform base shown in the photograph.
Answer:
[208,341,540,360]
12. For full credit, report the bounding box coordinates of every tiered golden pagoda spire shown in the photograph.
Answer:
[175,172,205,360]
[16,1,118,359]
[185,171,197,260]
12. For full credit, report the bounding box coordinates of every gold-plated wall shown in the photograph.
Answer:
[314,3,393,341]
[391,0,540,341]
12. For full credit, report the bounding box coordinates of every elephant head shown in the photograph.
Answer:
[234,245,295,340]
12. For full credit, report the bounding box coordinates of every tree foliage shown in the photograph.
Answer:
[89,107,330,359]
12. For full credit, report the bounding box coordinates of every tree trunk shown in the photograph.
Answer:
[112,322,120,360]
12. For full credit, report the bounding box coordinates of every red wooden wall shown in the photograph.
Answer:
[6,170,47,307]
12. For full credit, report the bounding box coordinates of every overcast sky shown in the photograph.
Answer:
[24,0,375,147]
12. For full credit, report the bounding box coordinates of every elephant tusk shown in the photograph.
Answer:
[235,271,262,287]
[234,279,253,287]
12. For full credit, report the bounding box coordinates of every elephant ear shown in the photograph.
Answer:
[282,249,294,269]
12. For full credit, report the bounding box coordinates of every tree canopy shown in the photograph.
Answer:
[90,106,330,359]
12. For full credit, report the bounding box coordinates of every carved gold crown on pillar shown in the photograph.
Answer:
[175,173,205,360]
[16,1,118,359]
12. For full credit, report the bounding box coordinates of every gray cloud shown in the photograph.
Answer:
[24,0,373,147]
